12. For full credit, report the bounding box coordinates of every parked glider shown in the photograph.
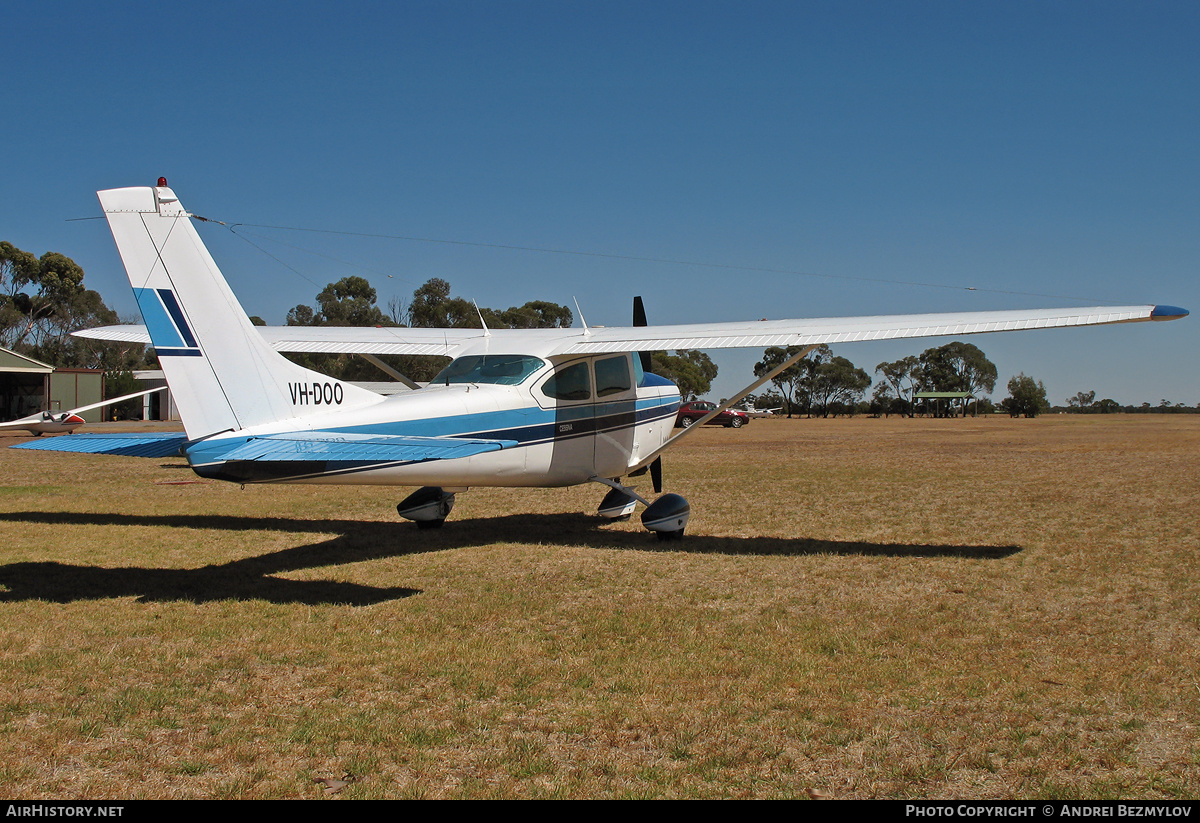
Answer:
[17,181,1188,538]
[1,387,166,436]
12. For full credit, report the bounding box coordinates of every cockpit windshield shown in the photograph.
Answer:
[431,354,547,386]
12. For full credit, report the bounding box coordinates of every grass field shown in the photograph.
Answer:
[1,415,1197,799]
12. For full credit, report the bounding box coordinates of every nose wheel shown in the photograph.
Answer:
[640,493,689,540]
[593,479,690,539]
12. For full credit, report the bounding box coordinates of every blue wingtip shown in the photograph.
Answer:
[1151,305,1189,320]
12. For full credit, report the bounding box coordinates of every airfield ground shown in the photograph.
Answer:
[0,415,1196,799]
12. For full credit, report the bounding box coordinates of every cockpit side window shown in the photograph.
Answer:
[595,355,632,397]
[541,361,592,401]
[432,355,547,386]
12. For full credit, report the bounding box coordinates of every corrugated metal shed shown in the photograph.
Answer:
[0,348,54,373]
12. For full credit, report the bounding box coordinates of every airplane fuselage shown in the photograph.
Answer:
[184,353,680,489]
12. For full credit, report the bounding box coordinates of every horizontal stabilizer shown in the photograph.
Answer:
[192,431,517,464]
[11,432,189,458]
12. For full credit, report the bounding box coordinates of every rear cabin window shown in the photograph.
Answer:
[541,361,592,401]
[594,355,631,397]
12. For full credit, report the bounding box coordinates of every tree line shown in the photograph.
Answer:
[753,341,1014,418]
[1057,391,1199,414]
[748,342,1145,419]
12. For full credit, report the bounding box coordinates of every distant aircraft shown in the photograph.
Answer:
[17,181,1188,538]
[1,387,166,436]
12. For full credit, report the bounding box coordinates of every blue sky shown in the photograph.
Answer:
[5,1,1197,404]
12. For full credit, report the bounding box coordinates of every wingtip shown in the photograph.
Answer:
[1151,305,1189,320]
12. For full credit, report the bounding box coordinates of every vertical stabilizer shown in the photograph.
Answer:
[98,184,382,439]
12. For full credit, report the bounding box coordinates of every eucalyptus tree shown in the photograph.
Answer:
[1003,373,1049,417]
[875,355,922,417]
[755,345,816,417]
[652,350,718,401]
[1,241,134,368]
[809,354,871,417]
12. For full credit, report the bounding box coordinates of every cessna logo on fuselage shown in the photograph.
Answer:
[288,382,344,406]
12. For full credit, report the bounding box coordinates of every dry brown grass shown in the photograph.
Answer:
[1,415,1197,798]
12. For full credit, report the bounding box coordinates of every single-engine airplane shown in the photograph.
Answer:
[1,387,167,436]
[15,181,1188,538]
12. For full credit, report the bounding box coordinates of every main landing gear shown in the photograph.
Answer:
[396,486,456,529]
[594,479,691,541]
[398,482,691,540]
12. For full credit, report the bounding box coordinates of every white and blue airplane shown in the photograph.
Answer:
[17,180,1188,538]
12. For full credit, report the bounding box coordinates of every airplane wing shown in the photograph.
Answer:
[58,386,168,417]
[0,419,47,434]
[73,304,1186,359]
[550,305,1186,354]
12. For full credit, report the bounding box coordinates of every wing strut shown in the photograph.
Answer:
[356,354,420,389]
[628,345,819,475]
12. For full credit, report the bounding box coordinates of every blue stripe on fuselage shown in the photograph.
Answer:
[191,396,679,467]
[187,395,680,482]
[336,396,678,447]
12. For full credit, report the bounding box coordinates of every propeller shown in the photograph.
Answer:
[633,296,653,376]
[633,296,663,494]
[649,454,663,495]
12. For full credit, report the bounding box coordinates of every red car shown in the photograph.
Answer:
[675,401,750,428]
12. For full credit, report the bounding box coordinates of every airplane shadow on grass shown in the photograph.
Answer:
[0,510,1021,605]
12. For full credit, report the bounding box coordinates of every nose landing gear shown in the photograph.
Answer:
[593,478,690,539]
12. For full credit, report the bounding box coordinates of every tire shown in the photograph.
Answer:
[730,417,744,428]
[680,417,694,428]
